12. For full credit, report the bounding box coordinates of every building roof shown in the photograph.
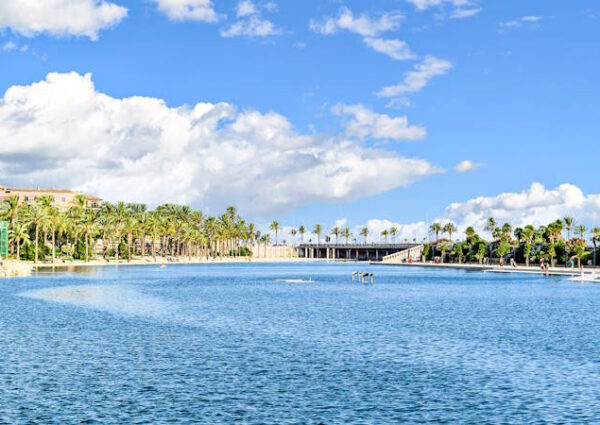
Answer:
[0,184,101,200]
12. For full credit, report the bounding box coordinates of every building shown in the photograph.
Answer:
[0,184,102,210]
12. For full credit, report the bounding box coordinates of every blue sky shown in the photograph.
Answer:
[1,0,599,237]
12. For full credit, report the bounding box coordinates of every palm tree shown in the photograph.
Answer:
[484,217,496,234]
[577,224,587,239]
[563,216,575,239]
[25,204,48,263]
[330,226,340,244]
[46,207,62,264]
[389,226,398,243]
[443,222,457,242]
[270,220,280,245]
[124,216,138,262]
[381,229,389,243]
[429,222,442,242]
[110,202,129,262]
[343,227,351,244]
[314,224,322,245]
[9,221,30,260]
[298,225,306,243]
[521,225,535,267]
[484,217,497,261]
[360,226,369,244]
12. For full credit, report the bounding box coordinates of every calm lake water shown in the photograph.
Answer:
[1,262,600,423]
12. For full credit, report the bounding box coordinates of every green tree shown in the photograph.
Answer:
[563,216,575,239]
[390,226,398,243]
[9,221,30,260]
[429,222,442,241]
[360,226,369,244]
[270,220,280,245]
[330,226,340,244]
[25,204,48,263]
[443,222,457,242]
[314,224,322,245]
[298,225,306,243]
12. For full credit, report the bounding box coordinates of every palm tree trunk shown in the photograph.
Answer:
[127,233,132,262]
[85,233,89,263]
[152,236,156,262]
[52,231,56,264]
[141,231,146,258]
[34,224,39,264]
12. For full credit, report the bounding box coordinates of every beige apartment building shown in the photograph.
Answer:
[0,184,102,210]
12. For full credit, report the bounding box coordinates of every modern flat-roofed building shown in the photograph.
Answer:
[0,184,102,210]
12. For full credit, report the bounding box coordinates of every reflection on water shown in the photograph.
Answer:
[21,284,176,319]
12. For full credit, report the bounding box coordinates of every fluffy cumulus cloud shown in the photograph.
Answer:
[0,72,442,216]
[0,0,127,40]
[220,1,281,37]
[310,6,413,61]
[332,103,426,141]
[444,183,600,233]
[152,0,218,22]
[378,55,452,99]
[406,0,481,19]
[341,183,600,244]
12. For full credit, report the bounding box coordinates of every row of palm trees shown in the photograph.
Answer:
[268,221,415,246]
[427,216,599,267]
[0,195,267,264]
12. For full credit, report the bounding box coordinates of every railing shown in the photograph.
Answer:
[382,245,424,263]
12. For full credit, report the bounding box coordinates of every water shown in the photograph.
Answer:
[1,263,600,423]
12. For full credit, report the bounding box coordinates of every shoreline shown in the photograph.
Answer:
[3,257,598,282]
[373,261,600,279]
[31,256,327,270]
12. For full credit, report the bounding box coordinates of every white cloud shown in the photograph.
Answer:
[406,0,481,19]
[220,1,281,38]
[310,7,413,61]
[333,218,348,229]
[0,0,127,40]
[377,55,452,98]
[444,183,600,234]
[309,6,402,37]
[152,0,218,22]
[2,41,17,51]
[454,160,482,173]
[499,15,543,31]
[1,41,29,54]
[220,15,281,37]
[332,103,426,141]
[333,183,600,245]
[236,0,257,17]
[0,72,442,216]
[363,37,416,61]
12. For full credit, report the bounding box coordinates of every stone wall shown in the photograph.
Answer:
[1,260,32,277]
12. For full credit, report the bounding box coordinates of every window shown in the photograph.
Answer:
[24,196,29,202]
[62,197,66,202]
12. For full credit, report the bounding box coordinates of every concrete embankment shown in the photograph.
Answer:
[1,260,33,277]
